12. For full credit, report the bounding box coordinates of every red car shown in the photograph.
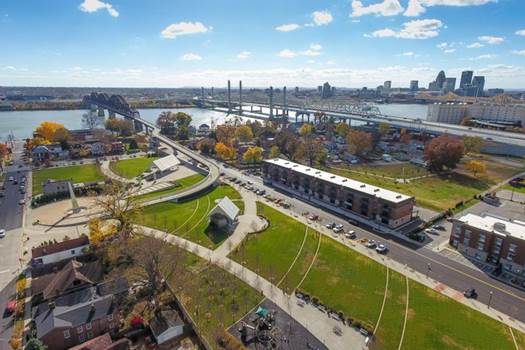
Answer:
[4,300,16,316]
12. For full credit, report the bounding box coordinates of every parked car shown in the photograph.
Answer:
[463,288,478,299]
[425,228,438,235]
[18,199,25,205]
[3,300,16,317]
[8,176,14,182]
[333,225,343,233]
[0,229,6,238]
[433,224,446,231]
[325,223,335,229]
[345,230,356,239]
[366,240,377,249]
[376,244,388,254]
[308,214,319,221]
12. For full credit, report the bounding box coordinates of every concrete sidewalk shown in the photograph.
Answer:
[138,225,367,350]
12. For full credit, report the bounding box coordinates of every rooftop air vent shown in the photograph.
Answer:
[374,189,380,192]
[396,195,402,199]
[360,184,366,188]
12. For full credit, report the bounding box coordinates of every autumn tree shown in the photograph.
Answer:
[197,138,216,155]
[243,146,263,164]
[0,143,8,159]
[466,160,487,177]
[88,218,116,246]
[235,125,254,143]
[335,123,350,138]
[215,142,236,161]
[105,118,133,136]
[216,125,237,146]
[156,112,192,139]
[95,183,142,240]
[346,130,373,156]
[35,121,67,142]
[378,122,390,136]
[299,123,313,137]
[424,135,464,171]
[463,136,485,154]
[268,145,280,158]
[53,127,70,149]
[399,128,411,144]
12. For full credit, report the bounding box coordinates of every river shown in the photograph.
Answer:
[0,104,429,141]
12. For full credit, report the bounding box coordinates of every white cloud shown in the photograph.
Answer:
[401,51,416,56]
[161,22,211,39]
[277,43,323,58]
[237,51,251,60]
[180,53,202,61]
[79,0,119,17]
[311,10,333,26]
[351,0,404,17]
[516,29,525,37]
[467,42,484,48]
[478,35,504,45]
[367,19,443,39]
[436,42,449,50]
[404,0,495,17]
[276,23,301,32]
[2,65,17,71]
[469,54,497,60]
[443,48,456,53]
[512,50,525,57]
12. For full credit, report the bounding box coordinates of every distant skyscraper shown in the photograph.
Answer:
[383,81,392,90]
[460,70,473,89]
[443,78,456,93]
[321,82,333,99]
[471,76,485,96]
[410,80,419,92]
[435,70,446,89]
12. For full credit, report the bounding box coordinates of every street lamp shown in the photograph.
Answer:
[488,291,493,309]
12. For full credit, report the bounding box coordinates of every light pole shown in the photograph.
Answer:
[426,263,432,278]
[488,291,493,309]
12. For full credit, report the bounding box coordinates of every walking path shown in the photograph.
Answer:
[99,160,135,184]
[138,225,366,350]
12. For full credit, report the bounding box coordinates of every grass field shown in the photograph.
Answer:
[231,202,525,349]
[103,237,261,349]
[134,174,205,202]
[139,184,244,248]
[109,156,159,179]
[32,164,105,196]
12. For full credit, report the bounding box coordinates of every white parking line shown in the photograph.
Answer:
[0,269,11,275]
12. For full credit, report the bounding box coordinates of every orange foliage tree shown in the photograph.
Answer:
[35,121,67,142]
[215,142,236,161]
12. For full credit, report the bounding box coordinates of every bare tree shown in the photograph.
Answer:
[95,182,143,239]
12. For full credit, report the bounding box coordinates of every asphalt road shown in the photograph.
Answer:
[218,162,525,325]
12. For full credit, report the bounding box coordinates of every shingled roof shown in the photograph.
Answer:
[32,236,89,259]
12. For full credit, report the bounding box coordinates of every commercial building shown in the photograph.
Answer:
[262,159,416,229]
[450,213,525,281]
[427,102,468,124]
[427,102,525,126]
[471,76,485,95]
[410,80,419,92]
[460,70,473,89]
[443,78,456,93]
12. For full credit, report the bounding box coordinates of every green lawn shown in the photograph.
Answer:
[231,202,525,349]
[32,164,105,196]
[110,156,159,179]
[134,174,205,202]
[138,184,244,249]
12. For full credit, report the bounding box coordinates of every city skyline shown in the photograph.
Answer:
[1,0,525,88]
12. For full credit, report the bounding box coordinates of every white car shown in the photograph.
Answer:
[19,199,25,205]
[376,244,388,254]
[333,226,343,233]
[0,229,5,238]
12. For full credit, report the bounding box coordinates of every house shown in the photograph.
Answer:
[209,196,240,230]
[31,260,103,301]
[32,144,69,162]
[34,294,120,350]
[32,236,90,266]
[68,333,129,350]
[43,179,72,196]
[150,155,180,177]
[90,142,106,157]
[150,309,186,347]
[196,124,211,137]
[109,142,124,155]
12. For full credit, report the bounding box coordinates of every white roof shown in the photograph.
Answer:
[264,158,412,204]
[152,155,180,172]
[210,196,240,221]
[457,213,525,241]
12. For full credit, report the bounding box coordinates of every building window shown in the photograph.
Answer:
[464,230,471,239]
[107,314,114,322]
[77,325,83,334]
[504,264,512,271]
[85,322,92,330]
[63,330,70,339]
[87,331,93,339]
[79,334,85,343]
[71,250,75,255]
[477,242,485,251]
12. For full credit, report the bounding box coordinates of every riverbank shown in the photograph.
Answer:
[1,102,195,112]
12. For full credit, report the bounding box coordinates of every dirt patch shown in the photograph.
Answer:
[406,308,416,321]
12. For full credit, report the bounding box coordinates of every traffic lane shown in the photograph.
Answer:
[0,277,16,350]
[221,170,525,322]
[0,171,25,231]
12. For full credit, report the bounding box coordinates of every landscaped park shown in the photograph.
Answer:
[32,163,105,195]
[230,202,525,350]
[109,156,159,179]
[138,183,244,249]
[134,173,205,202]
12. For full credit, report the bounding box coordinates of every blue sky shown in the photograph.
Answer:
[1,0,524,88]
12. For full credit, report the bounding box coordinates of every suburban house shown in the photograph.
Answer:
[196,124,211,137]
[68,333,129,350]
[31,260,104,302]
[262,158,416,230]
[34,293,120,350]
[451,213,525,283]
[89,142,106,157]
[31,236,90,266]
[109,142,124,155]
[150,309,186,348]
[32,144,69,162]
[43,179,72,196]
[209,196,240,231]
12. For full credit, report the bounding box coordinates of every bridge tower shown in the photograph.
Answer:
[227,80,232,113]
[269,86,274,119]
[283,86,288,116]
[211,87,214,99]
[239,80,243,116]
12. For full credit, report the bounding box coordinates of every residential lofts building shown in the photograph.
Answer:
[451,213,525,280]
[262,159,416,229]
[32,236,90,266]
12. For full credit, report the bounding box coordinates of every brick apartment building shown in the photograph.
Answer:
[451,213,525,280]
[262,159,416,229]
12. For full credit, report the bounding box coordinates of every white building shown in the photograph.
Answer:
[427,102,525,126]
[427,103,468,124]
[209,196,240,230]
[31,236,90,266]
[151,154,180,176]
